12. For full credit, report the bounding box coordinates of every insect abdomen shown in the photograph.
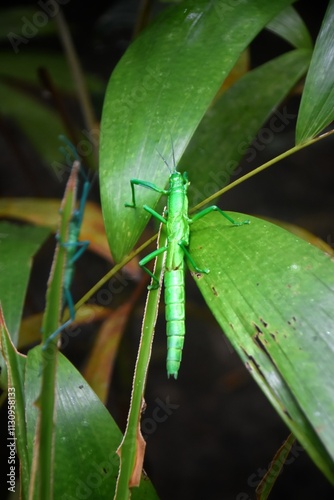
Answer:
[165,266,185,379]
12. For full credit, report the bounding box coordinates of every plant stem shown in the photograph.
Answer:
[191,128,334,213]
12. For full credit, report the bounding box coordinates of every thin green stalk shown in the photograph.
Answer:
[191,129,334,213]
[114,225,167,499]
[29,165,79,500]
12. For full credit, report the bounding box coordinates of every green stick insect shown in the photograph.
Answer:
[125,150,249,379]
[43,138,91,348]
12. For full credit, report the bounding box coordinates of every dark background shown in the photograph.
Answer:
[1,1,334,499]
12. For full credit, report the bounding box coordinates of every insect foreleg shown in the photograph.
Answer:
[125,179,168,208]
[76,179,91,227]
[191,206,250,226]
[139,246,168,290]
[178,241,209,274]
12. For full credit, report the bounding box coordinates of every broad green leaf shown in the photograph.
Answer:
[100,0,295,262]
[25,348,158,499]
[266,6,313,50]
[0,221,49,341]
[0,219,48,426]
[189,212,334,483]
[263,217,334,255]
[180,48,311,207]
[296,0,334,143]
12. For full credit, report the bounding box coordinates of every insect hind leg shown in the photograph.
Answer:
[191,206,250,225]
[41,284,77,352]
[178,241,209,274]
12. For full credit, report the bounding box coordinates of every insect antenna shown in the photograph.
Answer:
[156,136,178,173]
[59,134,97,184]
[170,136,177,173]
[59,134,80,165]
[156,148,172,173]
[58,135,97,203]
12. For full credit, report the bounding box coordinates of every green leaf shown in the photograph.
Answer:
[180,48,311,206]
[25,348,158,499]
[296,0,334,143]
[100,0,295,262]
[266,6,313,50]
[0,221,49,389]
[189,212,334,483]
[0,221,49,341]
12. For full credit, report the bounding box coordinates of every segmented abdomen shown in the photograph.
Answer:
[165,265,185,379]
